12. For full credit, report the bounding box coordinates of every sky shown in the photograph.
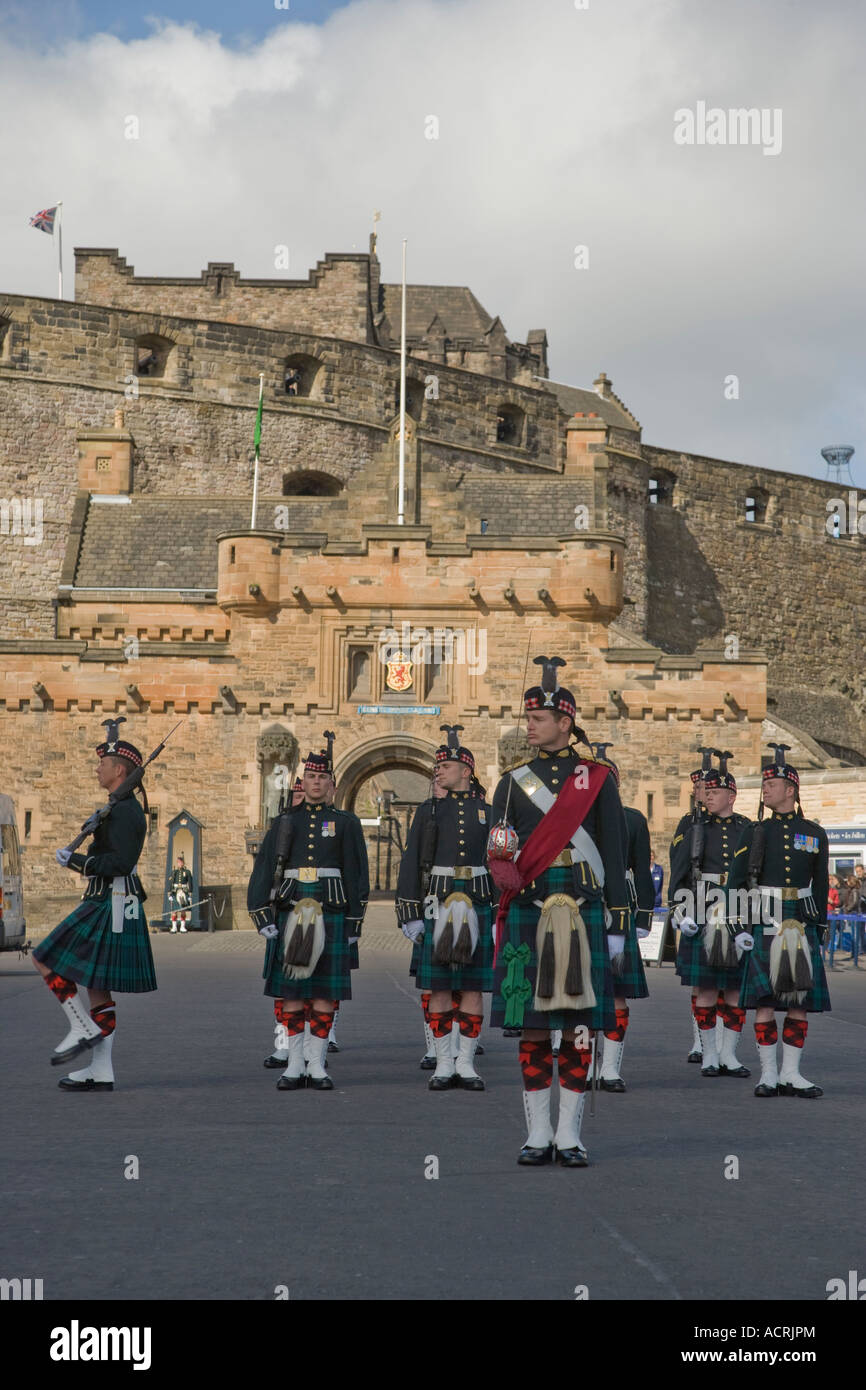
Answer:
[2,0,865,480]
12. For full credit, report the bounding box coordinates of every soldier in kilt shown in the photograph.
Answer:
[727,745,830,1099]
[670,762,709,1063]
[32,719,155,1091]
[488,657,630,1168]
[249,746,369,1092]
[672,753,752,1078]
[589,746,651,1093]
[168,854,194,932]
[264,776,305,1070]
[397,728,493,1091]
[413,777,448,1070]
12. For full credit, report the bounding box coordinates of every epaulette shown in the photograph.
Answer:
[504,756,533,773]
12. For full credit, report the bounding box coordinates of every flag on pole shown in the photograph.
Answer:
[253,383,264,458]
[29,206,58,234]
[250,373,265,530]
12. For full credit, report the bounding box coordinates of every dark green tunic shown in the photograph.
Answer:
[726,810,831,1012]
[248,800,369,1001]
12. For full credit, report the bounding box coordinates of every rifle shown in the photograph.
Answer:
[418,772,438,904]
[689,746,713,894]
[64,720,184,854]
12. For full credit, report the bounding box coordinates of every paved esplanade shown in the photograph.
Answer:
[3,907,864,1301]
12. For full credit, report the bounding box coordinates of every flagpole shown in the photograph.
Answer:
[250,372,264,530]
[397,238,407,526]
[56,202,63,299]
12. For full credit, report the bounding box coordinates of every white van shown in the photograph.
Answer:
[0,794,27,951]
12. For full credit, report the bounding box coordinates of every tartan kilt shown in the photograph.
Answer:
[739,923,831,1013]
[409,938,422,977]
[413,901,494,993]
[33,896,156,993]
[613,915,649,999]
[491,871,616,1033]
[676,929,746,992]
[263,894,353,1002]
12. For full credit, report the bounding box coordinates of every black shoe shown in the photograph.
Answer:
[517,1143,553,1166]
[687,1050,702,1064]
[701,1065,721,1077]
[475,1044,485,1055]
[428,1074,456,1091]
[419,1054,436,1070]
[327,1040,340,1053]
[308,1074,334,1091]
[503,1028,521,1038]
[58,1077,113,1091]
[276,1075,305,1090]
[754,1083,778,1097]
[264,1054,288,1069]
[454,1074,485,1091]
[600,1077,626,1093]
[778,1081,823,1098]
[555,1146,589,1168]
[50,1034,102,1066]
[719,1064,751,1078]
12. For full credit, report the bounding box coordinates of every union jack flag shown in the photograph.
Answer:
[29,206,57,235]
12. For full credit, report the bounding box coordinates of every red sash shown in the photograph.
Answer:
[492,761,610,960]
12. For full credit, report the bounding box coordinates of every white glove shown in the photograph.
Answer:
[80,811,101,835]
[607,933,625,959]
[636,926,651,939]
[55,848,72,866]
[258,923,278,940]
[348,935,359,946]
[734,931,754,952]
[402,920,425,943]
[678,916,700,937]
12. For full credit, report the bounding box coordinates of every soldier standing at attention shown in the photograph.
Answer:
[589,745,651,1094]
[672,752,753,1078]
[670,755,711,1064]
[397,727,494,1091]
[487,657,629,1168]
[169,854,194,932]
[727,744,830,1098]
[248,739,369,1092]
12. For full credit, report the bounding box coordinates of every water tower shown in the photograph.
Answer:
[821,446,855,485]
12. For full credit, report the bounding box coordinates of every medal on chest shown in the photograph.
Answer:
[793,833,819,853]
[321,821,336,838]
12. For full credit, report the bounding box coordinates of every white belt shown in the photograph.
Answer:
[284,868,342,879]
[430,865,488,878]
[757,884,814,934]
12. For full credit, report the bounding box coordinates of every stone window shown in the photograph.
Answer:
[745,488,769,523]
[282,470,343,497]
[0,316,10,360]
[392,377,425,420]
[648,469,675,505]
[348,646,373,700]
[495,404,525,446]
[134,334,174,379]
[283,354,322,398]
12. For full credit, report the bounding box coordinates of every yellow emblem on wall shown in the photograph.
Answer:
[386,653,414,692]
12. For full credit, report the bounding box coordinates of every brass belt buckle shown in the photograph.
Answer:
[453,867,472,881]
[298,867,318,883]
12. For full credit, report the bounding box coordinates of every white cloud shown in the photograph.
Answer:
[2,0,864,476]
